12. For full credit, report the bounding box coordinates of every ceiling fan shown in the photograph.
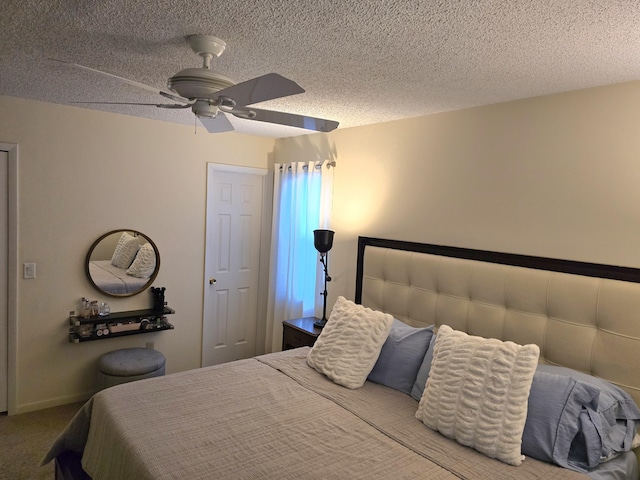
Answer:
[54,34,339,134]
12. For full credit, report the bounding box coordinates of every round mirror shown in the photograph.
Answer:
[85,229,160,297]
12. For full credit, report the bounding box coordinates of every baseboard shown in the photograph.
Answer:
[14,390,96,415]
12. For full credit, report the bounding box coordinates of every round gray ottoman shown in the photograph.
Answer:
[99,347,166,389]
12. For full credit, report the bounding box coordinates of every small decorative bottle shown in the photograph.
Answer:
[99,302,110,316]
[80,297,91,319]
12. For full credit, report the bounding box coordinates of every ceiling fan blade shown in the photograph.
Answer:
[232,107,339,132]
[51,59,190,104]
[198,113,235,133]
[215,73,304,107]
[70,101,191,109]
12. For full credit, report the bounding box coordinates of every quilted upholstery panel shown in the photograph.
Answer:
[360,246,640,404]
[598,280,640,337]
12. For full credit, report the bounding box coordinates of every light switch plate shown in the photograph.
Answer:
[23,262,36,279]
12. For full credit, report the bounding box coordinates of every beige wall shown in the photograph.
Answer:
[0,96,275,413]
[4,79,640,413]
[275,81,640,310]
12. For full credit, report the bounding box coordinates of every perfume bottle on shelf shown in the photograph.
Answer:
[80,297,91,319]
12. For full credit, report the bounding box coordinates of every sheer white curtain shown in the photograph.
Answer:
[265,161,334,352]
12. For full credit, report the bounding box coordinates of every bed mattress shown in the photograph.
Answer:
[44,348,593,480]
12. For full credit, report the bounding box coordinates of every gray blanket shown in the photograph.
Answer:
[88,260,147,295]
[44,348,586,479]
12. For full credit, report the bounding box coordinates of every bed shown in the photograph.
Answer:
[44,236,640,479]
[88,260,150,295]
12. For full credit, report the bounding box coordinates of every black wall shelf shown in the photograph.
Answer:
[69,307,175,343]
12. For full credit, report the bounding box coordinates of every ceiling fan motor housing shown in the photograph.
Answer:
[167,68,236,100]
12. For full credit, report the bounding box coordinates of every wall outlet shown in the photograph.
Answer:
[145,341,154,349]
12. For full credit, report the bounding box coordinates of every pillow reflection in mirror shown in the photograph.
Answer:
[111,232,140,269]
[127,243,157,278]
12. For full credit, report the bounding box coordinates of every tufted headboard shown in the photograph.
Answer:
[355,237,640,405]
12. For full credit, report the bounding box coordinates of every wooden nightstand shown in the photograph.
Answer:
[282,317,323,350]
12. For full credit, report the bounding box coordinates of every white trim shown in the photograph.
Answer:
[0,141,17,415]
[207,163,268,176]
[255,168,273,356]
[15,389,95,415]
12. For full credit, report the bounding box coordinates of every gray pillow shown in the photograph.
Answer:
[522,365,640,472]
[410,333,437,401]
[367,320,433,395]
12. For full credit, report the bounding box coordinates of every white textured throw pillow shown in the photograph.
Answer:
[111,232,140,269]
[307,296,394,389]
[416,325,540,466]
[127,243,156,278]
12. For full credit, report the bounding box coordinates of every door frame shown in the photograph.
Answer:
[0,142,18,415]
[202,163,272,366]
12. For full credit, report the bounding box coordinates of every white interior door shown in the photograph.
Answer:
[0,151,8,412]
[202,164,265,367]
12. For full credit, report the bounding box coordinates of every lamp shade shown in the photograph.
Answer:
[313,229,335,253]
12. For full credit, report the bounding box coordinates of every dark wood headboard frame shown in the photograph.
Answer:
[355,236,640,304]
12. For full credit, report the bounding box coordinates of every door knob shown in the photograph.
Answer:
[209,278,217,285]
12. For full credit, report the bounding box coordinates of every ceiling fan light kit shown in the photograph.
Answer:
[58,34,339,134]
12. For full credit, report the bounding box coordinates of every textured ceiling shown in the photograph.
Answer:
[3,1,640,138]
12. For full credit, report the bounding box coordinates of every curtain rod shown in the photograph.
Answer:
[279,160,336,171]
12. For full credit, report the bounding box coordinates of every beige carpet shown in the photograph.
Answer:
[0,402,84,480]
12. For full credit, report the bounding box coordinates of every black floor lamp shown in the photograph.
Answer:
[313,229,335,328]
